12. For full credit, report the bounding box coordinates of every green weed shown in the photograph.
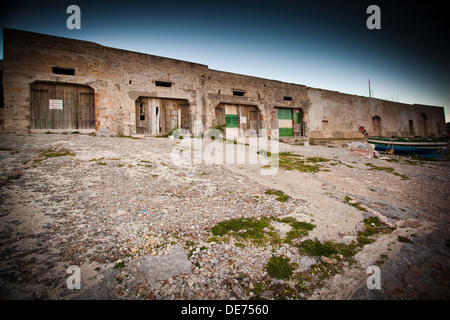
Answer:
[343,196,368,212]
[39,149,76,158]
[265,255,294,280]
[265,189,290,202]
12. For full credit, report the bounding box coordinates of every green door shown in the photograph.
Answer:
[278,108,293,137]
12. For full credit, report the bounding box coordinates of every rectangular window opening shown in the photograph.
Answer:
[139,102,145,121]
[283,96,292,101]
[52,67,75,76]
[233,90,245,96]
[155,81,172,87]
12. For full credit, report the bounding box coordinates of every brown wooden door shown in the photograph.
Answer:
[30,82,94,130]
[30,87,49,129]
[372,116,381,137]
[78,90,95,129]
[248,107,260,134]
[135,100,148,135]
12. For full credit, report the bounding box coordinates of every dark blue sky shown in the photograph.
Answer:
[1,0,449,121]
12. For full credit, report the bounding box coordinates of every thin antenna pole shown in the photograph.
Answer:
[368,78,371,97]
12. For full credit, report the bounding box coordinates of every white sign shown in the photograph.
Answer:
[240,116,247,124]
[49,99,63,110]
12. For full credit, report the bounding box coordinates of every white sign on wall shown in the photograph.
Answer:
[49,99,63,110]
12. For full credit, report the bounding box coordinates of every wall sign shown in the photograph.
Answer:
[49,99,63,110]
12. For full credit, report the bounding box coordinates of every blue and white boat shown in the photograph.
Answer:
[367,137,448,158]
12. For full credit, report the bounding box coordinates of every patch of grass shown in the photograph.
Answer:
[265,189,290,202]
[306,156,330,163]
[211,217,271,240]
[115,134,142,139]
[403,159,419,166]
[265,189,289,201]
[279,153,324,173]
[276,217,316,244]
[297,238,357,259]
[297,239,338,257]
[96,162,107,165]
[343,196,368,212]
[365,163,409,180]
[398,235,413,243]
[365,163,395,173]
[210,216,281,246]
[39,149,76,158]
[356,216,394,246]
[265,255,294,280]
[114,261,126,269]
[7,174,21,180]
[258,150,324,173]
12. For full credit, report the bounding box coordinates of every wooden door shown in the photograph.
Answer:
[372,116,381,137]
[78,90,95,129]
[248,107,260,134]
[30,82,94,130]
[136,99,148,135]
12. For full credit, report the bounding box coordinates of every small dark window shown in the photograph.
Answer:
[284,96,292,101]
[139,102,145,121]
[322,120,328,123]
[155,81,172,87]
[52,67,75,76]
[233,90,245,96]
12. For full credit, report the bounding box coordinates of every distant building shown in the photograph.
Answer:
[1,29,447,138]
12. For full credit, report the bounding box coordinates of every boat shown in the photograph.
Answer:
[367,137,448,158]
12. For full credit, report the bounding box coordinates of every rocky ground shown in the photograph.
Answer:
[0,133,448,300]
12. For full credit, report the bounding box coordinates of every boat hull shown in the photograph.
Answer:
[367,138,448,158]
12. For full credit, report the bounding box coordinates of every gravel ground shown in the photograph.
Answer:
[0,133,448,300]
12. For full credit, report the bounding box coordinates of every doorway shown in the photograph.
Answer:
[30,82,95,130]
[135,97,190,135]
[372,116,381,137]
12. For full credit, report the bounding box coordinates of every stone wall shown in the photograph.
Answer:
[2,28,446,138]
[307,88,446,138]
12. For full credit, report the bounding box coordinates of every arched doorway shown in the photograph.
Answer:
[372,116,382,137]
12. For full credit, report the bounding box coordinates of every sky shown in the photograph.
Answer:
[1,0,449,122]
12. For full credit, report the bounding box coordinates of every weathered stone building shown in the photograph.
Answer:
[0,29,446,138]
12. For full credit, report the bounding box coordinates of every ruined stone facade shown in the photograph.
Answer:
[1,29,446,138]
